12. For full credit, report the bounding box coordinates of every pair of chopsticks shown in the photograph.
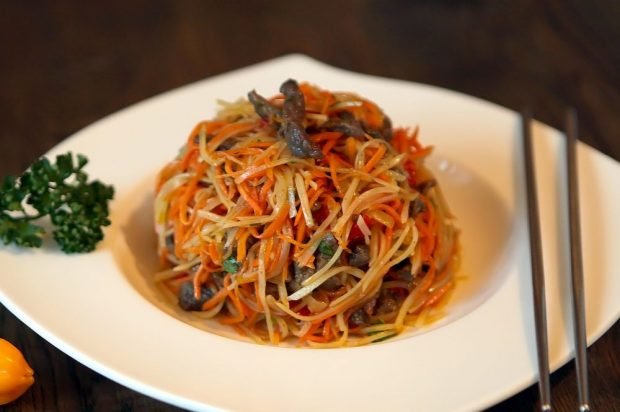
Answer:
[522,109,590,412]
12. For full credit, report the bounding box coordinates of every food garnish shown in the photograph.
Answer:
[0,152,114,253]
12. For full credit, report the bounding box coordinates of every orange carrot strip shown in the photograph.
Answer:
[208,242,221,265]
[307,188,324,213]
[328,154,342,193]
[345,137,358,163]
[173,221,186,258]
[180,148,198,171]
[259,176,275,201]
[372,203,402,225]
[362,145,387,173]
[299,321,322,343]
[309,131,342,143]
[219,276,247,324]
[322,317,332,340]
[238,181,263,215]
[361,101,383,128]
[321,138,338,156]
[385,226,394,248]
[201,286,229,310]
[213,164,232,200]
[273,330,281,344]
[293,217,307,255]
[259,204,290,239]
[410,146,433,160]
[206,121,256,152]
[424,280,454,308]
[320,92,333,114]
[178,162,208,225]
[410,126,421,149]
[237,229,251,262]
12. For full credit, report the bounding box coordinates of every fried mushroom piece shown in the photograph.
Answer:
[279,79,323,159]
[287,263,315,293]
[247,90,281,122]
[375,290,398,315]
[349,244,370,267]
[366,115,393,140]
[349,308,369,326]
[248,79,323,159]
[178,281,215,311]
[322,111,365,137]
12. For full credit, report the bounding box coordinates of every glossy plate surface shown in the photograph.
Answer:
[1,55,618,411]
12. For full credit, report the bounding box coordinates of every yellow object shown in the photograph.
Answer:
[0,338,34,405]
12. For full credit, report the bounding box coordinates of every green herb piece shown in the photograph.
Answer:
[223,256,241,273]
[0,152,114,253]
[318,240,335,257]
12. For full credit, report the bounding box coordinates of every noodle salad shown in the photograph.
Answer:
[154,79,459,347]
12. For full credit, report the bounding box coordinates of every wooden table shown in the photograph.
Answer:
[1,1,618,410]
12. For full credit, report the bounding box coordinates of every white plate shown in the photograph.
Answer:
[1,55,619,411]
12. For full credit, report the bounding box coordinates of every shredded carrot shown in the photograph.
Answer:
[206,121,257,152]
[328,154,342,193]
[299,321,322,343]
[294,217,307,255]
[362,145,386,173]
[238,181,263,215]
[371,203,402,226]
[310,131,342,143]
[201,286,229,310]
[259,204,290,239]
[424,280,454,308]
[321,138,338,155]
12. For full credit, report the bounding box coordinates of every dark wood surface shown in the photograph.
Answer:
[1,1,619,411]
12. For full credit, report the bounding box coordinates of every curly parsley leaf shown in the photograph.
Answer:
[0,152,114,253]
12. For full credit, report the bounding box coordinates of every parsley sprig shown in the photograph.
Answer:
[0,152,114,253]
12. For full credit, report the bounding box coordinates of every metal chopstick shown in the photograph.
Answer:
[521,110,552,411]
[565,108,590,412]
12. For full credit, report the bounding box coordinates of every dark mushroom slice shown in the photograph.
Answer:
[248,80,322,159]
[410,197,426,216]
[280,79,306,123]
[322,111,365,137]
[416,179,437,194]
[349,308,369,326]
[165,233,175,254]
[214,138,237,151]
[390,262,413,282]
[281,122,323,159]
[364,114,393,140]
[320,276,342,291]
[378,115,393,140]
[279,79,323,159]
[178,281,215,311]
[287,263,315,293]
[315,253,330,271]
[375,290,399,315]
[248,90,281,122]
[349,244,370,267]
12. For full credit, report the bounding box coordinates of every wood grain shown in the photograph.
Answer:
[0,1,618,410]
